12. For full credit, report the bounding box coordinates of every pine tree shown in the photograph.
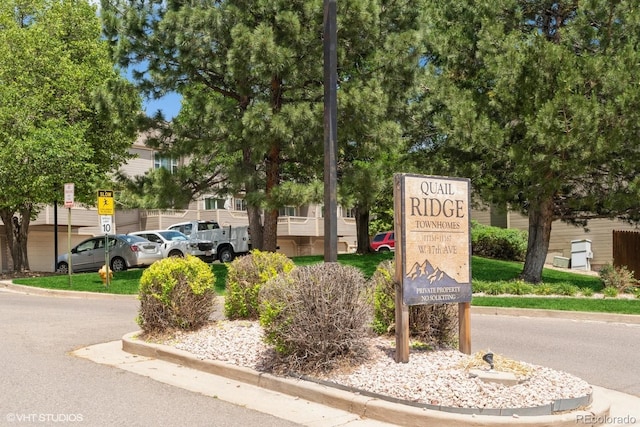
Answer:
[415,0,640,282]
[102,0,426,252]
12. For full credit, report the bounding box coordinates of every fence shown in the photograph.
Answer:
[613,230,640,280]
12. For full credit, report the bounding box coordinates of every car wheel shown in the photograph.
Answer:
[168,250,183,258]
[111,257,126,272]
[56,262,69,274]
[218,247,234,263]
[378,247,390,252]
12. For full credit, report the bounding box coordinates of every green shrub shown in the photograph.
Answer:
[369,260,458,348]
[599,263,639,293]
[551,282,579,297]
[581,288,594,297]
[603,286,619,298]
[532,283,554,295]
[504,280,534,295]
[472,281,490,294]
[484,282,507,295]
[370,260,396,335]
[471,221,528,262]
[259,263,372,373]
[224,250,295,320]
[137,256,217,333]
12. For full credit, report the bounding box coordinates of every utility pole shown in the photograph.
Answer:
[323,0,338,262]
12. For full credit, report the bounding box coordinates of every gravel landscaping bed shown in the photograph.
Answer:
[163,319,592,410]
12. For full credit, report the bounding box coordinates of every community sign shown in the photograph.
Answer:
[394,173,472,305]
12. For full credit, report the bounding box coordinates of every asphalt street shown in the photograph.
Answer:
[2,285,640,426]
[471,313,640,397]
[0,290,300,427]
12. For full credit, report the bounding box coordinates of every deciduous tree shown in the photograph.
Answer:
[0,0,140,271]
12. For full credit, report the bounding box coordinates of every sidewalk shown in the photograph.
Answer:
[74,340,395,427]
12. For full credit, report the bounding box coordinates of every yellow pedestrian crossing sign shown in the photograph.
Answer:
[97,190,114,215]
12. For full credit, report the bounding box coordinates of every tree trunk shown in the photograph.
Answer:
[242,143,263,251]
[355,206,372,254]
[0,204,32,272]
[520,196,554,283]
[17,205,31,271]
[0,209,18,271]
[246,205,263,251]
[262,208,279,252]
[262,138,281,252]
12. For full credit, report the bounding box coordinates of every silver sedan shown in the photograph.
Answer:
[56,234,163,273]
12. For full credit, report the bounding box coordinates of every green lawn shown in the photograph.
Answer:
[471,256,603,291]
[10,253,640,315]
[472,296,640,315]
[12,263,231,296]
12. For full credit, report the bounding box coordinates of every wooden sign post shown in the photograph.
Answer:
[394,174,472,362]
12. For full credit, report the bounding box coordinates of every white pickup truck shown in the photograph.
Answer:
[167,220,251,263]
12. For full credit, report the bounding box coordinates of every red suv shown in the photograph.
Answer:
[370,231,395,252]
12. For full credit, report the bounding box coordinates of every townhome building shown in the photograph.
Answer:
[472,205,640,272]
[0,136,358,272]
[2,135,638,273]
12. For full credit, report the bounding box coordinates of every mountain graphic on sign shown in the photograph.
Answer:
[406,259,460,286]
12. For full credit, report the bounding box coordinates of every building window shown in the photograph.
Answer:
[204,197,227,210]
[341,206,356,218]
[234,198,247,211]
[322,205,353,217]
[279,206,297,217]
[154,153,178,173]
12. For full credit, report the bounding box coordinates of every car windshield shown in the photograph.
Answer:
[158,231,189,241]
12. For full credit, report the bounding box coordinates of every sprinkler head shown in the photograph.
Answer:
[482,352,494,370]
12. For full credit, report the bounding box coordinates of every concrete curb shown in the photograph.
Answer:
[0,280,136,300]
[471,306,640,324]
[122,332,611,427]
[2,280,639,325]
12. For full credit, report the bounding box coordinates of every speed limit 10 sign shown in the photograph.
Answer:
[100,215,113,235]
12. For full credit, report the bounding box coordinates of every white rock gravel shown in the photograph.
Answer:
[164,320,592,410]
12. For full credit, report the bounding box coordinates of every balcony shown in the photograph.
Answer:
[277,216,356,237]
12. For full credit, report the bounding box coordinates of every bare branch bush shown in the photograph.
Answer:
[259,263,373,374]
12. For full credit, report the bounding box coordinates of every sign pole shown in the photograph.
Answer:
[64,183,74,287]
[459,302,471,354]
[393,175,410,362]
[104,234,109,287]
[97,190,115,287]
[67,207,72,286]
[394,285,410,363]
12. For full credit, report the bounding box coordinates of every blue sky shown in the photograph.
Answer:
[89,0,182,121]
[143,92,182,121]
